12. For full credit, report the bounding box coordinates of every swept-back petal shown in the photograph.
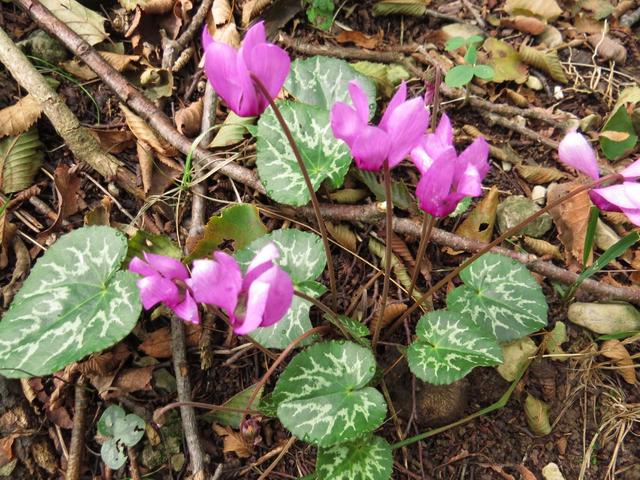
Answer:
[331,102,364,146]
[259,265,293,327]
[203,42,243,114]
[235,53,261,116]
[240,21,267,62]
[201,25,214,52]
[384,96,429,167]
[348,81,371,123]
[410,140,434,176]
[190,253,242,314]
[351,126,391,171]
[415,151,457,217]
[234,280,270,335]
[621,208,640,226]
[173,291,200,324]
[434,113,453,147]
[620,158,640,180]
[591,183,640,210]
[246,43,290,111]
[558,131,599,180]
[379,81,407,131]
[248,243,280,272]
[143,252,189,280]
[137,275,180,310]
[455,137,490,197]
[128,257,156,277]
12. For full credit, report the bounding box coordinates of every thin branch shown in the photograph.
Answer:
[65,377,89,480]
[162,0,214,68]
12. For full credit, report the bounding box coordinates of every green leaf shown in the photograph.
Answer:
[316,434,393,480]
[273,340,386,446]
[209,113,256,148]
[113,414,145,446]
[98,405,126,437]
[449,196,472,217]
[483,38,528,84]
[0,128,44,194]
[600,106,638,160]
[285,56,376,113]
[351,62,410,97]
[325,314,370,347]
[354,169,415,211]
[444,65,475,88]
[186,204,267,261]
[101,438,127,469]
[257,101,352,206]
[447,253,549,342]
[445,37,466,51]
[407,310,503,385]
[236,229,326,349]
[126,231,182,265]
[464,45,478,65]
[583,206,600,266]
[0,226,141,378]
[467,34,484,46]
[203,384,263,427]
[39,0,108,46]
[373,0,429,17]
[473,64,495,80]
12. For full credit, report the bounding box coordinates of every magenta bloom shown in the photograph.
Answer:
[411,114,490,217]
[189,243,293,335]
[202,21,290,117]
[558,131,640,226]
[129,253,199,324]
[331,81,429,171]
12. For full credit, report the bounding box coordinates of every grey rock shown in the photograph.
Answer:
[568,302,640,334]
[497,195,553,238]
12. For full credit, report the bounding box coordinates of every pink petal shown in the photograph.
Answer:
[173,291,200,324]
[137,275,180,310]
[331,102,365,146]
[410,141,434,176]
[415,150,458,217]
[620,158,640,180]
[621,208,640,226]
[351,126,391,171]
[248,243,279,273]
[260,265,293,327]
[234,280,270,335]
[379,81,407,131]
[455,137,490,197]
[348,81,370,123]
[589,190,619,212]
[235,53,261,117]
[591,183,640,210]
[384,96,430,168]
[203,41,244,115]
[240,21,267,64]
[434,114,453,147]
[558,131,599,180]
[246,43,291,114]
[129,257,156,277]
[143,253,189,280]
[201,25,214,52]
[189,253,242,315]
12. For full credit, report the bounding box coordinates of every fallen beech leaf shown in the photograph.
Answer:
[84,197,113,226]
[213,424,254,458]
[89,129,135,154]
[524,393,552,436]
[0,128,45,194]
[483,38,528,84]
[212,0,232,25]
[175,98,203,137]
[516,164,566,183]
[600,339,636,384]
[136,140,155,194]
[523,236,563,260]
[0,95,42,138]
[102,366,155,399]
[582,0,614,20]
[1,237,30,307]
[139,324,202,358]
[326,222,357,251]
[548,182,592,266]
[40,0,108,46]
[53,164,82,219]
[121,104,178,156]
[373,0,432,17]
[504,0,562,21]
[241,0,270,26]
[588,33,626,63]
[380,303,407,330]
[519,44,567,83]
[62,51,140,80]
[507,15,547,35]
[446,186,499,255]
[335,30,382,49]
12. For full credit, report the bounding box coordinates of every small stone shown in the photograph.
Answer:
[501,160,513,172]
[554,86,564,100]
[595,219,620,251]
[526,75,544,91]
[531,185,547,205]
[542,462,566,480]
[497,195,553,238]
[497,337,538,381]
[568,302,640,334]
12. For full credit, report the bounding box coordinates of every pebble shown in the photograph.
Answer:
[497,195,553,238]
[531,185,547,205]
[568,302,640,334]
[501,160,513,172]
[542,462,566,480]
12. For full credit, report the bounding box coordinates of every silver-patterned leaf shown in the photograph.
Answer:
[0,226,141,378]
[285,56,376,112]
[273,341,386,446]
[407,311,503,385]
[316,434,393,480]
[257,101,352,206]
[236,229,326,349]
[447,253,548,342]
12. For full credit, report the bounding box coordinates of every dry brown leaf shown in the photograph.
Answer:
[504,0,562,20]
[53,164,82,220]
[507,15,547,35]
[548,182,592,266]
[214,23,240,46]
[446,186,499,255]
[505,88,529,107]
[516,164,566,183]
[175,98,203,137]
[241,0,271,26]
[588,33,627,63]
[141,0,175,14]
[136,140,155,194]
[380,303,407,330]
[121,104,178,156]
[1,237,30,307]
[30,439,56,475]
[0,436,14,468]
[106,366,155,398]
[213,424,254,458]
[62,51,140,80]
[574,13,603,34]
[519,44,567,83]
[139,324,202,358]
[524,393,552,436]
[326,222,357,251]
[0,95,42,138]
[89,129,135,154]
[84,197,113,226]
[212,0,232,25]
[335,30,382,49]
[515,464,538,480]
[599,130,630,142]
[600,339,636,384]
[523,236,563,260]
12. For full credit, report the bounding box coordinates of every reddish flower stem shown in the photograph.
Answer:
[407,212,435,299]
[251,74,338,311]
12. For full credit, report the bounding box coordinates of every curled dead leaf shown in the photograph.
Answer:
[326,222,357,251]
[600,339,636,384]
[0,95,42,138]
[505,88,529,108]
[140,0,175,15]
[588,33,627,64]
[213,424,254,458]
[241,0,271,26]
[328,188,369,203]
[212,0,232,25]
[121,104,178,156]
[136,140,155,194]
[506,15,547,35]
[380,303,408,330]
[335,30,383,49]
[516,164,566,184]
[523,236,563,260]
[175,98,203,137]
[89,128,135,154]
[519,44,567,83]
[53,164,82,220]
[524,393,552,436]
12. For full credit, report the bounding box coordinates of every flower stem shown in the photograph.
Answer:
[372,160,394,349]
[386,173,624,336]
[251,74,338,310]
[407,212,434,299]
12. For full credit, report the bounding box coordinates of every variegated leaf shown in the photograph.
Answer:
[236,229,326,349]
[273,341,386,446]
[257,102,351,206]
[316,434,392,480]
[407,311,503,385]
[447,253,548,343]
[285,56,376,113]
[0,226,140,378]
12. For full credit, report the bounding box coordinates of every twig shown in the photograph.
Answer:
[620,6,640,27]
[162,0,214,68]
[461,0,486,28]
[171,317,207,479]
[0,25,143,200]
[257,436,297,480]
[126,447,142,480]
[65,377,88,480]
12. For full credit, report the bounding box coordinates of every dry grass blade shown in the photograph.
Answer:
[175,98,203,137]
[519,44,567,83]
[516,164,566,184]
[0,95,42,137]
[326,222,357,251]
[600,339,636,385]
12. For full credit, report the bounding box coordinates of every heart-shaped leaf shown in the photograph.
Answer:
[0,226,141,378]
[285,56,376,113]
[316,434,393,480]
[407,310,503,385]
[444,65,475,88]
[236,229,326,349]
[112,414,145,446]
[273,340,386,446]
[98,405,126,437]
[101,438,127,469]
[257,101,352,206]
[0,128,44,194]
[447,253,548,343]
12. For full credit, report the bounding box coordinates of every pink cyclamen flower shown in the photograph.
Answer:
[189,243,293,335]
[202,21,290,117]
[331,80,430,171]
[558,131,640,226]
[129,253,199,324]
[411,114,490,217]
